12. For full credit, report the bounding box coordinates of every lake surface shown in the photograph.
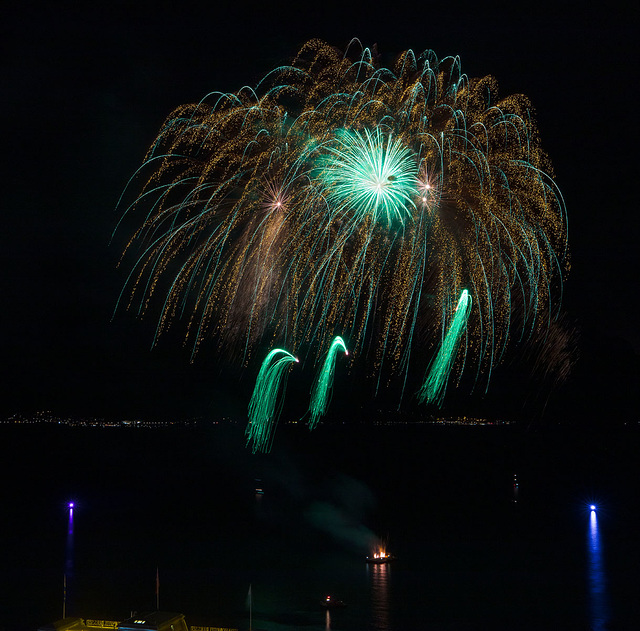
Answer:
[2,422,638,630]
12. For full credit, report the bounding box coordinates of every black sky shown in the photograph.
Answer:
[2,1,638,422]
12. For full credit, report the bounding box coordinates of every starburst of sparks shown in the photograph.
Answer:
[116,39,569,432]
[318,128,419,227]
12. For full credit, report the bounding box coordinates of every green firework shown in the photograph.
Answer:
[118,39,570,421]
[246,349,298,453]
[308,336,349,430]
[418,290,473,406]
[318,128,419,227]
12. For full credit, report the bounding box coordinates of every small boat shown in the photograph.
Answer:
[366,549,395,564]
[321,595,346,609]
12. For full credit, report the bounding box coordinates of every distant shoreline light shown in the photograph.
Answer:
[3,413,512,427]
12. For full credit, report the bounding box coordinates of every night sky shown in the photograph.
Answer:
[2,2,637,423]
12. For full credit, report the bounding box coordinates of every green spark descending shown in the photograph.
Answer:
[308,336,349,431]
[318,128,419,227]
[418,290,473,407]
[246,349,298,453]
[117,39,570,440]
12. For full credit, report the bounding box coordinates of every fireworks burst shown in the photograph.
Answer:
[246,349,298,453]
[116,39,568,431]
[318,128,419,226]
[418,289,473,407]
[309,336,349,431]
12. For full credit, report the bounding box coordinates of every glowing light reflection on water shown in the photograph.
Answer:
[587,508,610,630]
[65,502,75,617]
[368,562,390,630]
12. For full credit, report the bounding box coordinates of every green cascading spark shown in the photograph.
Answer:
[418,290,473,407]
[246,349,299,453]
[319,128,419,227]
[308,336,349,430]
[117,40,570,447]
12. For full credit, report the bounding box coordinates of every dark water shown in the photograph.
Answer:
[2,423,639,630]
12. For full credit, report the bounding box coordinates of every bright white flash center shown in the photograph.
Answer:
[319,128,419,226]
